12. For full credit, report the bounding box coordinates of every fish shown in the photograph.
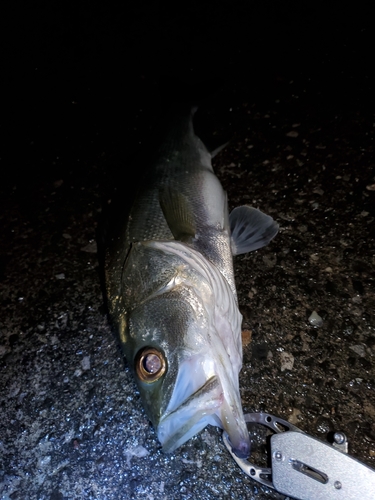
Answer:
[104,104,278,459]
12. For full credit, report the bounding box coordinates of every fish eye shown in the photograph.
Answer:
[135,347,166,383]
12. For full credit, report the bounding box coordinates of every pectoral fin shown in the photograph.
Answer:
[159,188,196,242]
[229,206,279,256]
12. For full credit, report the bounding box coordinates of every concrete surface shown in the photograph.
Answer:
[1,4,374,499]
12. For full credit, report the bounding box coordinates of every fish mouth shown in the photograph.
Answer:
[157,375,251,458]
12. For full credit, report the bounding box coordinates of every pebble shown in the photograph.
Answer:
[308,311,323,326]
[81,356,91,370]
[286,130,299,138]
[280,351,295,371]
[349,344,366,357]
[81,241,98,253]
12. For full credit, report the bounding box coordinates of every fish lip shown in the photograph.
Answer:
[226,433,251,459]
[217,397,251,459]
[157,375,251,458]
[232,441,251,459]
[157,375,223,453]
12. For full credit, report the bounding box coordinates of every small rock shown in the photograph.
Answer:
[241,329,252,348]
[39,455,52,467]
[50,335,59,345]
[349,344,366,357]
[308,311,323,326]
[280,351,294,371]
[81,241,97,253]
[288,407,301,425]
[81,356,91,370]
[316,416,333,434]
[286,130,299,138]
[125,445,149,467]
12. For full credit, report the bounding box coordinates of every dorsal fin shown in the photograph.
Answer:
[210,142,229,158]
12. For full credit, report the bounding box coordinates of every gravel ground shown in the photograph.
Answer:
[1,4,374,499]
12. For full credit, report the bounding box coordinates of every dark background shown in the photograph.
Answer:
[1,3,375,499]
[4,2,374,183]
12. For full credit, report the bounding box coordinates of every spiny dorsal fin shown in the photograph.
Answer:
[159,188,196,242]
[210,141,229,158]
[230,205,279,256]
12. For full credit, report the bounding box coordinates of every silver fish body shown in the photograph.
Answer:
[105,106,278,458]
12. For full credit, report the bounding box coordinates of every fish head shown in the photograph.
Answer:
[121,240,250,458]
